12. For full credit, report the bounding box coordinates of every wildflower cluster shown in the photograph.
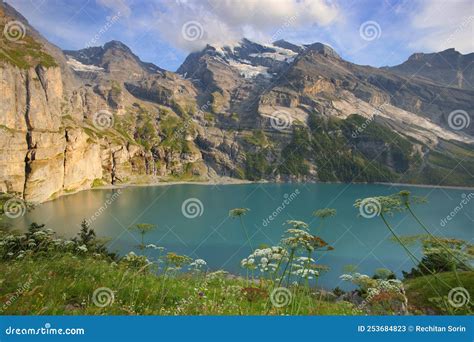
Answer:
[282,224,333,253]
[240,215,335,289]
[0,222,113,261]
[340,272,408,314]
[354,191,426,216]
[291,257,320,280]
[241,247,288,272]
[189,259,208,273]
[120,251,152,270]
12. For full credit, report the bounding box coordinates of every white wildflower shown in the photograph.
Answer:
[77,245,88,252]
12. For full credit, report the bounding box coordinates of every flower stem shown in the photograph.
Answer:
[240,216,253,251]
[405,204,472,271]
[278,248,295,288]
[380,213,452,313]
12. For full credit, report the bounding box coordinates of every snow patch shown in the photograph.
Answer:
[228,59,270,78]
[249,44,297,62]
[67,57,104,72]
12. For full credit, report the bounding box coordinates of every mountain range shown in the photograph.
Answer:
[0,2,473,203]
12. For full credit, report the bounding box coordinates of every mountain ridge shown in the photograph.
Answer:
[1,1,473,203]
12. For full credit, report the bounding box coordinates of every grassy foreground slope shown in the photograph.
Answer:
[1,251,471,315]
[405,271,474,315]
[0,254,358,315]
[0,191,472,316]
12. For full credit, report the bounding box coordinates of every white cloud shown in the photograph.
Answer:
[154,0,341,51]
[96,0,131,17]
[410,0,474,53]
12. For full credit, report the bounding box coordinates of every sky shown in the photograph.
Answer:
[7,0,474,71]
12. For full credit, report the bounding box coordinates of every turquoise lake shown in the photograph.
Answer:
[6,183,473,290]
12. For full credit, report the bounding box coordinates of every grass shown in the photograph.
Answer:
[244,130,271,148]
[0,254,359,315]
[91,178,105,188]
[0,31,57,69]
[404,271,474,314]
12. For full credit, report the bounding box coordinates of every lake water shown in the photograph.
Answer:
[5,183,473,290]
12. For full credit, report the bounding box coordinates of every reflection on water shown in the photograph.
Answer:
[5,183,473,289]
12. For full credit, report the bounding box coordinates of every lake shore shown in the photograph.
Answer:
[94,176,257,190]
[93,178,474,191]
[45,177,473,203]
[374,182,474,191]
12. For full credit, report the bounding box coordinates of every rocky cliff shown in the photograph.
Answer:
[1,2,473,203]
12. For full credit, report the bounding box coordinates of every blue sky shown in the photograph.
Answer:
[8,0,474,71]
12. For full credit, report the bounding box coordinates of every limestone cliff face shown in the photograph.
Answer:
[0,62,160,202]
[63,128,102,192]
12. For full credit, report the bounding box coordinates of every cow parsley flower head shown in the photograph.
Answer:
[285,220,309,230]
[229,208,250,218]
[190,259,207,270]
[281,229,333,252]
[313,208,337,219]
